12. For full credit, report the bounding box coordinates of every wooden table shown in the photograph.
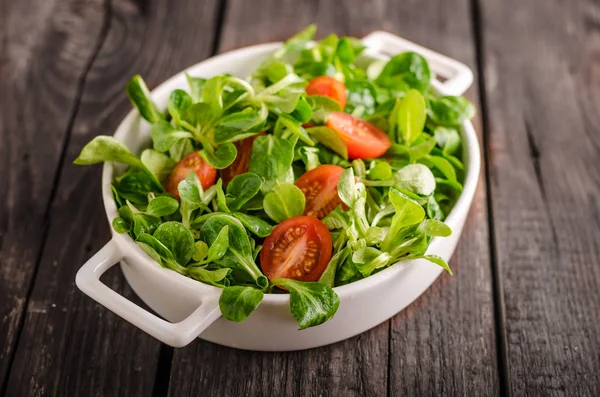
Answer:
[1,0,599,395]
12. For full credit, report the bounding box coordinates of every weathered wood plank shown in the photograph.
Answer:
[0,0,107,390]
[168,1,498,397]
[2,0,221,396]
[480,0,600,394]
[384,1,499,395]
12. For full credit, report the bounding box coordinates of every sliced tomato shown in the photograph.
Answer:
[326,112,391,159]
[260,216,332,282]
[295,164,345,219]
[306,76,347,110]
[165,151,217,199]
[220,132,264,185]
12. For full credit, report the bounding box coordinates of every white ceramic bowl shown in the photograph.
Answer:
[76,31,479,350]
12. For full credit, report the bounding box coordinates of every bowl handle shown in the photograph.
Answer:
[75,239,221,347]
[361,31,474,96]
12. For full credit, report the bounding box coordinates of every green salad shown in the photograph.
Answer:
[75,25,474,329]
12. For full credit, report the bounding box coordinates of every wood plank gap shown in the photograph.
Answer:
[152,343,175,397]
[470,0,511,395]
[386,319,391,397]
[210,0,228,56]
[0,1,112,396]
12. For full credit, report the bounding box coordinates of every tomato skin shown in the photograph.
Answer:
[260,216,332,282]
[326,112,392,159]
[306,76,347,110]
[165,151,217,199]
[295,165,345,219]
[220,132,264,185]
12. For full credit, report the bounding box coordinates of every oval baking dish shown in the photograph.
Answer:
[75,31,479,350]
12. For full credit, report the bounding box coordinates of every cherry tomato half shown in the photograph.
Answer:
[326,112,392,159]
[306,76,347,110]
[165,151,217,199]
[220,132,264,185]
[260,216,332,282]
[295,165,345,219]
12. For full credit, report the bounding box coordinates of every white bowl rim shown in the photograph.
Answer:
[101,41,481,305]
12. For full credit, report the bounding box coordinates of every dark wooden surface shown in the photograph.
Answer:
[0,0,597,396]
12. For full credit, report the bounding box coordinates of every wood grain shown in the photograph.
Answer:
[2,0,221,396]
[480,0,600,394]
[0,0,107,390]
[168,1,498,397]
[382,1,500,395]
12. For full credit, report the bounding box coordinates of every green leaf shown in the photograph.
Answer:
[367,160,393,180]
[274,24,316,59]
[376,52,431,92]
[193,240,209,262]
[168,89,193,125]
[407,136,437,161]
[188,266,231,286]
[200,214,267,288]
[322,206,350,230]
[207,225,229,262]
[335,256,362,286]
[74,136,142,168]
[225,173,263,211]
[276,115,314,145]
[113,170,162,204]
[214,106,267,144]
[433,127,461,155]
[427,95,475,126]
[183,102,219,135]
[219,286,264,322]
[263,183,305,223]
[200,76,228,115]
[151,121,194,152]
[422,155,457,182]
[336,37,355,64]
[178,172,211,227]
[121,205,161,238]
[410,255,453,275]
[290,96,313,123]
[147,196,179,217]
[337,168,359,208]
[381,188,426,252]
[185,73,206,102]
[366,226,386,245]
[232,212,272,238]
[249,134,296,182]
[306,127,348,159]
[140,149,175,182]
[136,233,187,274]
[200,143,237,169]
[112,217,130,234]
[318,246,351,287]
[153,221,195,266]
[396,89,426,144]
[352,247,392,277]
[271,278,340,329]
[345,81,376,116]
[395,164,436,196]
[264,62,294,83]
[126,75,164,123]
[215,178,230,213]
[307,95,341,125]
[417,219,452,237]
[263,91,305,114]
[169,138,195,162]
[427,195,444,221]
[297,146,321,171]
